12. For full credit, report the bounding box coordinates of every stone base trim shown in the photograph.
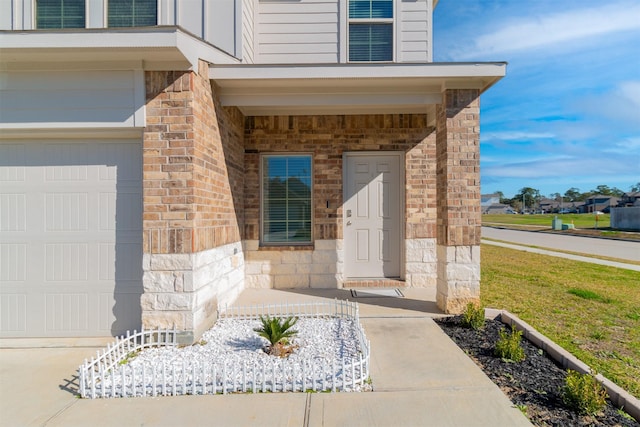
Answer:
[405,238,437,287]
[436,244,480,313]
[243,239,343,289]
[142,242,245,343]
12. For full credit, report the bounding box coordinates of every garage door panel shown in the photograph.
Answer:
[0,294,27,333]
[0,140,142,338]
[45,293,89,332]
[44,243,89,282]
[0,243,27,281]
[45,193,89,231]
[114,243,143,283]
[0,194,26,231]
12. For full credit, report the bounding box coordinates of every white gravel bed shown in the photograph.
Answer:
[129,316,363,367]
[99,316,371,396]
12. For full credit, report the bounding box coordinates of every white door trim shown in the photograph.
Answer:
[342,151,405,279]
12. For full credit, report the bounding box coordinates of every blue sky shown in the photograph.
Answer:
[433,0,640,198]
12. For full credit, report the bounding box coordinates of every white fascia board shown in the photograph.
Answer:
[0,27,240,71]
[210,62,506,81]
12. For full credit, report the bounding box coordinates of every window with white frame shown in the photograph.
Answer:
[261,155,313,244]
[108,0,157,27]
[36,0,85,29]
[348,0,393,62]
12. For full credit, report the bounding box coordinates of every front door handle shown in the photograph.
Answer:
[346,221,352,226]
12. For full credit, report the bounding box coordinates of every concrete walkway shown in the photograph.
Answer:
[0,288,531,427]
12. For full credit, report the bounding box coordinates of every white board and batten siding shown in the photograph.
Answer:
[256,0,340,64]
[159,0,241,58]
[398,0,431,62]
[0,70,145,130]
[242,0,256,63]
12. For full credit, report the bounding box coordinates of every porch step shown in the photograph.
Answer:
[343,279,406,288]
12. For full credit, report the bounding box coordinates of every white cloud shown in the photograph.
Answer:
[455,2,640,59]
[485,131,555,141]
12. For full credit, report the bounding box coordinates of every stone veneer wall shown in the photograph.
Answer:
[243,115,437,288]
[142,61,245,342]
[435,89,481,313]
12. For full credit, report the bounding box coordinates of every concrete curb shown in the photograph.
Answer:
[484,308,640,422]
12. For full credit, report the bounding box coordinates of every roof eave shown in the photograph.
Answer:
[0,26,239,71]
[210,62,506,117]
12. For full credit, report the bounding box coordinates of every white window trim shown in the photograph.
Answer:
[345,0,397,63]
[260,153,314,246]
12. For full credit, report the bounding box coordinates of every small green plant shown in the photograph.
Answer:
[118,350,140,365]
[461,302,485,330]
[563,370,607,415]
[494,325,525,362]
[616,407,634,421]
[254,315,299,357]
[515,403,527,416]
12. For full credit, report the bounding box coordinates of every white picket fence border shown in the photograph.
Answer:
[78,299,370,399]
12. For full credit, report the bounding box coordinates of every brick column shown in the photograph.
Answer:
[142,61,245,343]
[435,89,481,313]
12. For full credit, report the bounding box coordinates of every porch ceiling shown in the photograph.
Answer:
[210,63,506,117]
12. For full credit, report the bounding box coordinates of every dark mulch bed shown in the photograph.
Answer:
[436,316,639,427]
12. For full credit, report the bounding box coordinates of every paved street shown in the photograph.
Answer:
[482,227,640,262]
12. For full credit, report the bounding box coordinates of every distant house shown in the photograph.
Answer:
[617,192,640,207]
[581,196,620,213]
[539,198,560,213]
[481,194,501,210]
[484,204,515,214]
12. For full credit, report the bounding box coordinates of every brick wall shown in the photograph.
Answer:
[244,114,436,242]
[141,61,245,341]
[436,89,481,246]
[143,62,244,254]
[435,88,482,313]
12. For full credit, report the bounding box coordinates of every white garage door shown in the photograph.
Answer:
[0,140,143,337]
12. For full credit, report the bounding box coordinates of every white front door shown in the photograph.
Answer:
[344,153,401,279]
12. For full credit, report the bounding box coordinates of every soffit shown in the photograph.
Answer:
[210,63,506,116]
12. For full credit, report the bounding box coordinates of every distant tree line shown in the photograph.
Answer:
[493,182,640,213]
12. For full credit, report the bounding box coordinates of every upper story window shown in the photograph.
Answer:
[261,155,313,245]
[108,0,157,27]
[348,0,393,62]
[36,0,85,29]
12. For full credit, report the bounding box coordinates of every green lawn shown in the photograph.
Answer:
[481,244,640,398]
[483,213,610,228]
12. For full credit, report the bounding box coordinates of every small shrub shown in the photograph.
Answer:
[461,303,485,330]
[494,325,525,362]
[254,315,298,357]
[563,370,607,415]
